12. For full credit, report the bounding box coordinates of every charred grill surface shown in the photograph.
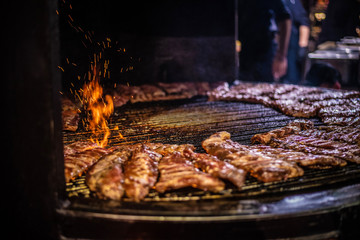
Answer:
[64,97,360,201]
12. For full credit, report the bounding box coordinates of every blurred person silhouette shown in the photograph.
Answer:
[303,62,342,89]
[281,0,310,84]
[237,0,292,82]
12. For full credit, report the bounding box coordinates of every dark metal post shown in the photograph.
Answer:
[5,0,64,238]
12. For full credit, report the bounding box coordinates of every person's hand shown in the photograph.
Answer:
[297,47,308,63]
[272,55,288,81]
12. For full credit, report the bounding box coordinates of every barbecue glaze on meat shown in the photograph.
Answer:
[304,125,360,146]
[207,81,360,123]
[185,149,246,189]
[61,97,80,131]
[64,141,113,182]
[251,119,314,145]
[247,145,346,169]
[123,145,162,202]
[202,131,304,182]
[86,146,133,200]
[142,143,196,156]
[155,151,225,193]
[269,135,360,164]
[252,121,360,164]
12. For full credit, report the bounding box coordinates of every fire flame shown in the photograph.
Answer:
[82,53,114,147]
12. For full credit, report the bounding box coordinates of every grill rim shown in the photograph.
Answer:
[60,182,360,221]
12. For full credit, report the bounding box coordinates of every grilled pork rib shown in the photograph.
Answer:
[61,97,80,131]
[247,145,346,169]
[185,149,246,189]
[269,135,360,164]
[155,151,225,193]
[202,131,304,182]
[251,119,314,145]
[64,141,112,182]
[123,145,162,202]
[143,143,196,156]
[314,126,360,145]
[86,146,133,200]
[252,121,360,164]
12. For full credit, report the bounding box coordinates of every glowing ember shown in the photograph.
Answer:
[82,53,114,147]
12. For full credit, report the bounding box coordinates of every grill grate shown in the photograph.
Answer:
[64,97,360,202]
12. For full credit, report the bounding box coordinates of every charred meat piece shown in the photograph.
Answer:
[268,99,317,118]
[112,91,130,108]
[299,127,360,145]
[272,85,322,100]
[185,150,246,189]
[63,141,99,155]
[129,84,166,103]
[321,116,360,127]
[157,82,198,100]
[142,143,196,156]
[251,119,314,145]
[86,146,132,200]
[123,145,162,202]
[207,81,230,101]
[228,154,304,183]
[269,135,360,164]
[202,131,247,160]
[240,159,304,182]
[61,97,80,131]
[202,131,304,182]
[64,141,113,182]
[318,105,360,118]
[300,90,360,103]
[248,145,346,169]
[111,84,131,107]
[155,152,225,193]
[252,121,360,164]
[206,82,326,117]
[312,98,360,109]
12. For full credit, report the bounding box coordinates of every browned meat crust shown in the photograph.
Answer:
[252,120,360,164]
[268,99,317,118]
[64,141,113,182]
[86,146,133,200]
[206,82,360,121]
[155,152,225,193]
[184,149,246,189]
[123,145,162,202]
[299,126,360,145]
[321,116,360,127]
[269,135,360,164]
[61,97,80,131]
[318,105,360,118]
[202,131,304,182]
[247,145,346,169]
[157,82,197,98]
[300,90,360,103]
[251,119,314,145]
[312,98,360,109]
[141,143,196,156]
[129,84,166,103]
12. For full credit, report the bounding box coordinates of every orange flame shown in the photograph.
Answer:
[82,53,114,147]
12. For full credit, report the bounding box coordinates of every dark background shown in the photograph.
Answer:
[59,0,236,91]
